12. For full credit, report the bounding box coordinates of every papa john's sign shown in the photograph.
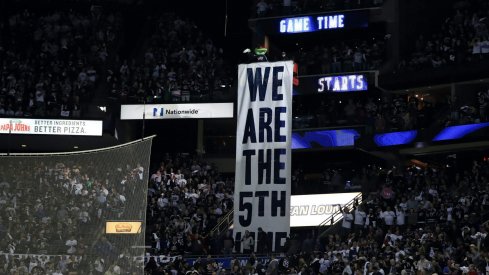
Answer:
[0,118,102,136]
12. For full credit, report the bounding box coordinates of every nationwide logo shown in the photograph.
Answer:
[0,119,31,132]
[153,108,164,117]
[152,107,199,117]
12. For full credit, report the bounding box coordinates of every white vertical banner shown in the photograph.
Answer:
[234,61,293,253]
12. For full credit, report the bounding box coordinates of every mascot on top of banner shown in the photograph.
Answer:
[243,45,269,63]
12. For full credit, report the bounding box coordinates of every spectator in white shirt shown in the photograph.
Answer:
[381,206,396,227]
[157,194,168,209]
[395,205,405,226]
[399,197,408,212]
[385,229,403,246]
[319,253,331,274]
[65,236,77,254]
[353,206,366,230]
[338,204,354,234]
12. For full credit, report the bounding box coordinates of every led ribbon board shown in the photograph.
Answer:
[292,129,360,149]
[433,122,489,141]
[374,130,418,147]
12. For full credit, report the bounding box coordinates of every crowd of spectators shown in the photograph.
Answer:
[0,7,122,118]
[0,153,148,274]
[293,84,489,131]
[297,157,489,275]
[291,163,382,195]
[0,8,234,118]
[287,37,387,76]
[399,0,489,71]
[146,156,489,275]
[107,13,232,104]
[443,88,489,127]
[255,0,385,17]
[293,92,439,133]
[145,153,235,258]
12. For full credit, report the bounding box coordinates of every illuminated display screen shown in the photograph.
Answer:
[230,193,362,228]
[292,129,360,149]
[279,14,345,33]
[374,130,418,147]
[255,10,369,35]
[291,193,361,227]
[318,74,367,92]
[295,73,370,95]
[433,122,489,141]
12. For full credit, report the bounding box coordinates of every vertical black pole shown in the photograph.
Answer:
[142,99,146,141]
[224,0,228,37]
[7,120,11,156]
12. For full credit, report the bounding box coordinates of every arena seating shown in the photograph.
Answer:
[144,155,489,274]
[399,0,489,71]
[0,7,122,118]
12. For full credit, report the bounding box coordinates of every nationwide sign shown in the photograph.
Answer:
[234,61,293,253]
[0,118,102,136]
[120,103,233,120]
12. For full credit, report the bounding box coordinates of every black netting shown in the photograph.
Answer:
[0,138,153,274]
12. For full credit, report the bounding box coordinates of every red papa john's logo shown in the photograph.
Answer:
[0,120,31,132]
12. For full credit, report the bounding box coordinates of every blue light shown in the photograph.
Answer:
[374,130,418,147]
[432,122,489,141]
[292,129,360,149]
[291,133,311,149]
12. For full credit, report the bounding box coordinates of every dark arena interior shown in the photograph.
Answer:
[1,0,489,274]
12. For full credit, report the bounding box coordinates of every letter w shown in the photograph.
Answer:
[247,67,270,102]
